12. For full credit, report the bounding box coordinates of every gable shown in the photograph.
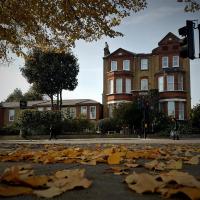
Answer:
[158,32,180,46]
[104,48,136,58]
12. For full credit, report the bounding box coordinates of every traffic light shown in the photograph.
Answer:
[178,20,195,60]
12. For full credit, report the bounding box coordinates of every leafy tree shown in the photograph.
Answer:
[1,0,198,61]
[5,88,24,102]
[190,103,200,129]
[0,0,147,61]
[113,102,143,132]
[21,49,79,109]
[23,84,43,101]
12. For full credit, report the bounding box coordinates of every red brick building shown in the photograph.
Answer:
[0,99,102,127]
[102,32,191,120]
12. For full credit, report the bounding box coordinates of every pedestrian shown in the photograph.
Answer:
[171,117,180,140]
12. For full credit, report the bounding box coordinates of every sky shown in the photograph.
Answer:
[0,0,200,107]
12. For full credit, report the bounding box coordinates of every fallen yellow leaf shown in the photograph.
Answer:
[125,172,162,193]
[107,153,122,165]
[0,185,32,197]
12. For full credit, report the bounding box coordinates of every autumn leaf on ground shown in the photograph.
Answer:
[157,170,200,188]
[124,163,140,168]
[125,172,162,193]
[159,187,200,200]
[185,156,199,165]
[144,160,166,171]
[166,159,182,170]
[105,166,129,175]
[107,152,122,165]
[0,185,32,197]
[55,169,85,179]
[33,186,62,198]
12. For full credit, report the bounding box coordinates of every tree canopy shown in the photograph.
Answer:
[5,88,24,102]
[0,0,146,61]
[190,103,200,129]
[5,86,43,102]
[21,49,79,109]
[1,0,199,61]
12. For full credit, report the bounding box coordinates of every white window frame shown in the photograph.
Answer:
[162,56,168,68]
[111,61,117,71]
[123,60,130,71]
[179,102,184,120]
[167,75,174,91]
[108,79,114,94]
[168,101,175,117]
[9,109,15,122]
[46,107,51,111]
[178,74,183,91]
[141,78,148,91]
[141,58,148,70]
[172,56,179,67]
[125,78,131,93]
[108,104,114,118]
[158,76,164,92]
[116,78,122,93]
[81,106,87,117]
[90,106,96,119]
[38,107,44,111]
[68,107,76,119]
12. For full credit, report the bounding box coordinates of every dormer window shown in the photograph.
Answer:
[111,61,117,71]
[123,60,130,71]
[162,56,168,68]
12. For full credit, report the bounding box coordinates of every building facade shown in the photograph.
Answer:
[0,99,102,127]
[102,32,191,120]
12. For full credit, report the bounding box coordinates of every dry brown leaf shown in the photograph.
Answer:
[107,153,122,165]
[160,187,200,200]
[185,156,199,165]
[0,185,32,196]
[105,166,129,175]
[33,186,62,198]
[124,163,140,168]
[185,151,193,157]
[144,160,166,171]
[80,160,97,166]
[55,169,85,179]
[158,170,200,188]
[60,177,92,192]
[22,176,49,188]
[125,172,162,193]
[166,159,182,170]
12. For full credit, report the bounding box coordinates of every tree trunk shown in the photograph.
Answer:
[57,93,59,110]
[50,95,53,109]
[59,90,62,110]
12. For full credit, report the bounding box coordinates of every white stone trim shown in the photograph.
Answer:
[107,100,132,104]
[159,98,186,102]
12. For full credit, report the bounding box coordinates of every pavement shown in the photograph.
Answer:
[0,137,200,144]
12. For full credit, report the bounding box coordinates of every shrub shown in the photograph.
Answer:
[97,118,120,134]
[62,118,95,133]
[17,110,62,137]
[0,123,20,135]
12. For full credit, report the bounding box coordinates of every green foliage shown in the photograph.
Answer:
[23,84,43,101]
[5,88,24,102]
[17,110,62,137]
[190,103,200,129]
[0,123,20,135]
[153,112,171,132]
[113,102,143,130]
[97,118,120,134]
[62,118,95,133]
[21,49,79,109]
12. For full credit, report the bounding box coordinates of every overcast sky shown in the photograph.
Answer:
[0,0,199,106]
